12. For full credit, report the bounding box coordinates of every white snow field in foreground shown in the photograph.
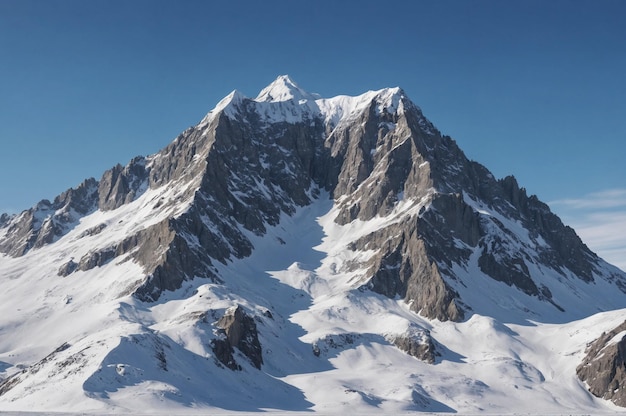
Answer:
[0,191,624,415]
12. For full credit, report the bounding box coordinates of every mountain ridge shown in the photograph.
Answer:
[1,75,625,413]
[1,74,623,320]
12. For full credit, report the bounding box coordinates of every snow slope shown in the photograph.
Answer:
[0,190,624,414]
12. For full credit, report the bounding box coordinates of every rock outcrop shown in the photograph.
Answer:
[388,326,439,364]
[0,213,12,228]
[211,306,263,370]
[360,215,464,321]
[97,157,148,211]
[577,321,626,407]
[0,178,99,256]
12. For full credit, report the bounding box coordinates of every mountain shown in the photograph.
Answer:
[1,75,625,414]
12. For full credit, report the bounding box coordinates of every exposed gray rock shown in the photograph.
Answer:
[0,154,148,257]
[312,333,358,357]
[149,127,210,194]
[98,157,148,211]
[210,337,239,371]
[135,227,217,302]
[428,193,481,248]
[577,321,626,407]
[211,306,263,370]
[78,223,107,238]
[78,248,117,271]
[203,113,323,230]
[121,107,325,300]
[0,178,98,256]
[54,177,100,216]
[498,175,599,282]
[478,247,537,296]
[389,326,439,364]
[0,213,13,228]
[329,100,435,225]
[57,259,78,277]
[418,193,480,276]
[361,215,464,321]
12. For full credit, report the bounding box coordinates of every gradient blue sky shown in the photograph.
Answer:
[1,0,624,269]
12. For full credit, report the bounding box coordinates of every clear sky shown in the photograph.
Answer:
[0,0,624,269]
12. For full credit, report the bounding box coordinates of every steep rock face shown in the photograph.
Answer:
[387,133,612,316]
[317,94,468,321]
[359,215,464,321]
[116,92,327,301]
[199,111,323,233]
[329,95,435,224]
[497,175,598,282]
[318,89,607,320]
[133,106,327,301]
[98,157,148,211]
[134,219,215,301]
[0,155,149,258]
[577,321,626,407]
[126,83,480,320]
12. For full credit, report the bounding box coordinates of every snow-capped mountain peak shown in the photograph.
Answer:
[198,76,416,132]
[199,89,246,125]
[215,89,245,111]
[372,86,406,114]
[255,74,319,103]
[1,76,626,414]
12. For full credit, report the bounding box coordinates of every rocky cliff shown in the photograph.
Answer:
[577,320,626,406]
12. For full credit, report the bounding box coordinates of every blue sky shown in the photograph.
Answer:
[0,0,624,269]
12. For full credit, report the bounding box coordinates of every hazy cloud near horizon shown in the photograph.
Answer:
[550,189,626,272]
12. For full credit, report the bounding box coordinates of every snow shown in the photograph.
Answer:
[196,75,409,131]
[317,87,405,129]
[255,75,320,103]
[198,89,246,126]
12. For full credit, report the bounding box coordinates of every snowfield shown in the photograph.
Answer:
[1,191,625,414]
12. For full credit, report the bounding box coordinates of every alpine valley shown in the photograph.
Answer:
[1,75,625,414]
